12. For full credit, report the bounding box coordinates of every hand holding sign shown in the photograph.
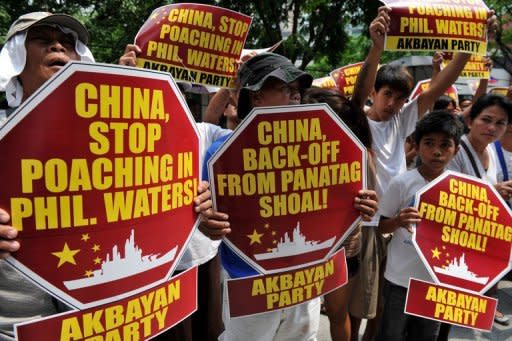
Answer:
[370,6,391,51]
[0,208,19,259]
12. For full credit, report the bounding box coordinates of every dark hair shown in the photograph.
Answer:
[413,110,463,146]
[469,94,512,122]
[374,64,414,97]
[302,88,372,148]
[433,95,457,111]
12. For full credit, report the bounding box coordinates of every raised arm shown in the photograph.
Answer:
[417,11,497,117]
[352,6,390,109]
[203,88,233,125]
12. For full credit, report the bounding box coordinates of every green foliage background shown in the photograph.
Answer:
[0,1,511,76]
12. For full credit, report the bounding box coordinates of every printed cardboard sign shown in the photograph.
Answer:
[409,79,458,103]
[226,248,347,318]
[381,0,490,55]
[488,87,509,96]
[208,104,366,274]
[15,266,198,341]
[405,278,496,331]
[330,62,364,98]
[135,3,252,88]
[442,53,491,79]
[0,62,200,309]
[312,77,337,89]
[413,171,512,294]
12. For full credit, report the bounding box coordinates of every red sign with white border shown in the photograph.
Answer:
[409,78,458,103]
[413,171,512,294]
[330,62,364,98]
[208,104,366,274]
[0,62,200,309]
[135,3,252,88]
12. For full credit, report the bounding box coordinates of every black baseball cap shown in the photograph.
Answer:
[237,53,312,119]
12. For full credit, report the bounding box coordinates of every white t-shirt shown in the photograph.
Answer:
[379,169,432,288]
[447,135,498,185]
[176,122,230,270]
[367,97,419,225]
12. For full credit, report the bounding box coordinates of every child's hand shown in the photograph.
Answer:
[432,51,444,70]
[354,189,378,221]
[396,207,421,233]
[369,6,391,51]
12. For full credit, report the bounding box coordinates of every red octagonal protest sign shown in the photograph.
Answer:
[414,171,512,294]
[0,62,200,309]
[208,104,366,274]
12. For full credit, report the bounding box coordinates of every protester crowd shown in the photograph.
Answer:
[0,4,511,341]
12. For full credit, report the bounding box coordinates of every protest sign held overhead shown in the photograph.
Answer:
[442,53,491,79]
[312,77,337,89]
[330,62,364,98]
[208,104,366,274]
[409,78,458,102]
[381,0,490,55]
[0,62,200,309]
[135,3,252,88]
[488,87,510,96]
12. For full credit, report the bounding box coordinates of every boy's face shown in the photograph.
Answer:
[468,105,508,147]
[370,85,408,121]
[416,132,458,176]
[251,78,302,108]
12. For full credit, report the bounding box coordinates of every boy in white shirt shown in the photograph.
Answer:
[376,111,464,340]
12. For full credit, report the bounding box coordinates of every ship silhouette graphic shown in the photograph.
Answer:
[254,221,335,260]
[64,229,177,290]
[433,253,488,285]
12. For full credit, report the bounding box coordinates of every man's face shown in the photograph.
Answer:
[252,78,302,108]
[19,25,80,99]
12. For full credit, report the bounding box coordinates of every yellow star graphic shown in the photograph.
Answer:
[81,234,90,242]
[52,243,80,268]
[85,270,93,277]
[94,257,102,265]
[247,229,264,245]
[92,244,101,252]
[431,247,441,259]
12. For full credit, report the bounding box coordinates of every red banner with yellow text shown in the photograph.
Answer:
[15,267,198,341]
[381,0,489,55]
[442,53,490,79]
[226,248,347,318]
[135,4,252,88]
[405,278,496,331]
